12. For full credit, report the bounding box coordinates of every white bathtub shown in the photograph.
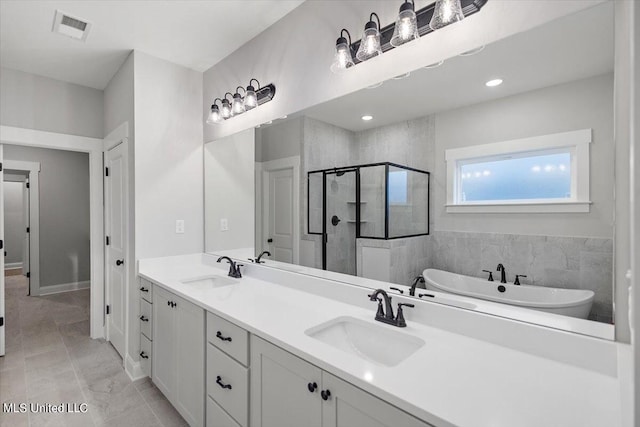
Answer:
[423,268,594,319]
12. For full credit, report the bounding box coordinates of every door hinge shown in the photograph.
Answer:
[26,182,30,189]
[105,236,110,246]
[0,317,3,327]
[26,227,30,233]
[105,167,109,177]
[0,240,3,250]
[106,305,111,315]
[26,272,30,278]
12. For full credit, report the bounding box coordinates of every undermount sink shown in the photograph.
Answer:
[305,316,425,367]
[181,275,237,289]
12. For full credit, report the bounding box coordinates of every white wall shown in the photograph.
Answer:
[4,145,90,287]
[133,52,204,259]
[0,67,103,138]
[255,116,302,162]
[3,181,24,266]
[434,73,614,238]
[205,129,255,253]
[202,0,604,142]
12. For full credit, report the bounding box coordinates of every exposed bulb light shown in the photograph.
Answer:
[206,99,223,125]
[485,78,503,87]
[355,13,382,62]
[244,79,259,110]
[331,29,355,73]
[429,0,465,30]
[390,0,419,47]
[221,94,232,119]
[361,115,373,121]
[232,87,246,116]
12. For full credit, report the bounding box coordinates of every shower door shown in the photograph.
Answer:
[323,169,358,275]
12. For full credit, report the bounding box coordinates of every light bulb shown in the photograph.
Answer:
[221,99,232,119]
[232,93,245,115]
[429,0,464,30]
[206,104,222,124]
[244,86,257,110]
[355,16,382,62]
[331,40,355,73]
[390,2,419,47]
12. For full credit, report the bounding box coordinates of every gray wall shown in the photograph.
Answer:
[255,116,302,162]
[0,67,103,138]
[3,181,24,265]
[4,145,90,287]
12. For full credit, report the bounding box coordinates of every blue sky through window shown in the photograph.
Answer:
[459,152,571,202]
[388,170,408,204]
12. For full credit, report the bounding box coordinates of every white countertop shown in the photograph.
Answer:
[138,253,628,427]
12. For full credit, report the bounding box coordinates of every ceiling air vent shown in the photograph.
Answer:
[52,10,92,42]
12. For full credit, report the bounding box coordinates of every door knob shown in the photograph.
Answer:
[116,259,124,266]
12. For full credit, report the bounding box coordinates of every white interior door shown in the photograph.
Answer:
[0,145,5,356]
[105,143,127,358]
[267,168,294,263]
[22,179,29,277]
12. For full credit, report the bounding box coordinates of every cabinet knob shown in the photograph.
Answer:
[216,331,232,342]
[321,389,331,401]
[307,382,317,393]
[139,351,149,359]
[216,376,232,390]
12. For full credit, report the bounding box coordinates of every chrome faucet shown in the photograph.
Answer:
[217,256,243,278]
[368,289,414,328]
[409,275,425,297]
[496,263,507,284]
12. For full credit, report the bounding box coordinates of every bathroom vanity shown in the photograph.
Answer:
[137,253,625,427]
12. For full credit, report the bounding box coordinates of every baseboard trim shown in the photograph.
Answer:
[38,280,91,295]
[5,262,23,270]
[125,353,146,381]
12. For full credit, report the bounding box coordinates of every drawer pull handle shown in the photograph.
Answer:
[216,331,232,342]
[216,376,232,390]
[307,382,317,393]
[139,315,149,322]
[140,287,149,292]
[140,351,149,359]
[321,389,331,401]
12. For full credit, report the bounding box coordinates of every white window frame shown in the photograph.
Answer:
[445,129,592,213]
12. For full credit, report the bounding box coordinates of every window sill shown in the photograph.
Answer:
[445,201,592,214]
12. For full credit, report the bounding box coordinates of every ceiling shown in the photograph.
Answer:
[0,0,304,90]
[302,2,614,132]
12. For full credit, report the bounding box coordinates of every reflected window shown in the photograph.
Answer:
[388,170,408,205]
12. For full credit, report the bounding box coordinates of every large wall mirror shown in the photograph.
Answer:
[205,2,615,338]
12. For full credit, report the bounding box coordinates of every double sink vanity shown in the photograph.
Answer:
[136,253,625,427]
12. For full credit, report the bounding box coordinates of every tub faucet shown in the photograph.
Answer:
[409,275,425,296]
[496,264,507,284]
[251,251,271,264]
[217,256,243,278]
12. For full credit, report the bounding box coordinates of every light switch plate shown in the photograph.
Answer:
[220,218,228,231]
[175,220,185,234]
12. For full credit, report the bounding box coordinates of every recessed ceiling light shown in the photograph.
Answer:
[485,78,503,87]
[459,45,485,56]
[366,81,384,89]
[392,72,411,80]
[361,115,373,121]
[423,60,444,69]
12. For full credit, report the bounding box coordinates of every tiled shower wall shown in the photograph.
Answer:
[429,230,614,323]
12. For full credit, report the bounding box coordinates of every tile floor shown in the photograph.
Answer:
[0,274,187,427]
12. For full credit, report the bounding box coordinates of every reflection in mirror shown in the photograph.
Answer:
[205,3,615,337]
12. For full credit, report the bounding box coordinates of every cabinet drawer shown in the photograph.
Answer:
[139,278,153,303]
[140,334,152,377]
[140,299,152,340]
[207,312,248,366]
[207,344,248,427]
[207,396,241,427]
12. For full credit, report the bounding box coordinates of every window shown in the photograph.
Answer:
[445,129,592,213]
[388,170,408,205]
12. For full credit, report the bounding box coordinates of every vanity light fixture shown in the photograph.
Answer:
[430,0,465,30]
[206,79,276,124]
[356,13,383,62]
[330,0,487,73]
[390,1,420,47]
[485,78,503,87]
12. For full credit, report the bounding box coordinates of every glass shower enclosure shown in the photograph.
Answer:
[308,162,430,274]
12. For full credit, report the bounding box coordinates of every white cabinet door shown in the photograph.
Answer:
[321,372,433,427]
[174,293,205,427]
[250,336,322,427]
[152,286,176,399]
